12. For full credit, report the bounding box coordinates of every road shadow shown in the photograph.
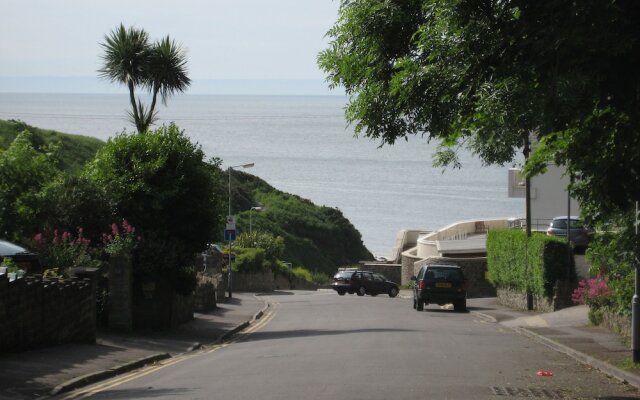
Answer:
[0,342,140,399]
[87,387,194,399]
[238,327,418,343]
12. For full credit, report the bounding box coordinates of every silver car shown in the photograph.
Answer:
[546,216,593,249]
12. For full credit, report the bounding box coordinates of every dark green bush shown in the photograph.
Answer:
[487,229,575,297]
[233,248,267,273]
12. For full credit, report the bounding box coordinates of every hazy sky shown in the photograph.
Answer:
[1,0,341,83]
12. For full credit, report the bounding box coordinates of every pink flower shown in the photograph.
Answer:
[111,223,119,236]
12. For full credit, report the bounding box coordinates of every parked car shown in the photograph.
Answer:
[412,264,466,312]
[546,216,593,250]
[331,269,399,298]
[0,239,41,274]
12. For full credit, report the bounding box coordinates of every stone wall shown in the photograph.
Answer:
[132,279,194,330]
[233,271,318,292]
[414,256,496,298]
[401,251,422,286]
[193,273,219,312]
[497,281,575,312]
[0,274,96,353]
[359,263,402,284]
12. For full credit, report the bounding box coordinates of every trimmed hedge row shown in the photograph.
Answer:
[487,229,575,297]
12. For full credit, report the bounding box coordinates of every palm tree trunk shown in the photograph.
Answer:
[128,80,142,132]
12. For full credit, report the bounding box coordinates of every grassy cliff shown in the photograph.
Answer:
[0,119,373,274]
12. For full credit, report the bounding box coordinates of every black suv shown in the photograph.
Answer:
[331,270,399,298]
[412,264,466,312]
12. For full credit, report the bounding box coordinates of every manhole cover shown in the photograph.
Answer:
[490,386,566,398]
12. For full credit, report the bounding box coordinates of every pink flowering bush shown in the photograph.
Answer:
[102,219,140,256]
[32,227,100,272]
[572,276,611,306]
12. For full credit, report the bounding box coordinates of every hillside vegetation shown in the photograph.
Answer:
[0,119,104,174]
[0,119,372,274]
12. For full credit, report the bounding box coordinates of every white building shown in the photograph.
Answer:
[508,164,580,231]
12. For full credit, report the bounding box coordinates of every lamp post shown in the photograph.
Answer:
[227,162,254,299]
[249,206,262,235]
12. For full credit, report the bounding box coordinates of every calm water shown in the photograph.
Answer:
[0,93,523,257]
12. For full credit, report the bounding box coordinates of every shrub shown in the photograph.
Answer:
[292,266,313,282]
[102,219,140,257]
[233,248,267,273]
[31,227,102,272]
[487,229,575,297]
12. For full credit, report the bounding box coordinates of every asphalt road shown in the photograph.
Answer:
[61,291,639,400]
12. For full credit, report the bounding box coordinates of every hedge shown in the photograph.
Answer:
[487,229,575,297]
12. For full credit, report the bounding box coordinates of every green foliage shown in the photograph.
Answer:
[102,220,139,257]
[38,175,113,244]
[291,266,313,283]
[1,257,18,273]
[233,248,267,273]
[31,228,102,272]
[487,229,574,297]
[0,131,60,241]
[320,1,640,308]
[99,24,190,132]
[235,231,284,261]
[0,119,105,174]
[233,173,372,275]
[585,229,637,316]
[84,123,224,294]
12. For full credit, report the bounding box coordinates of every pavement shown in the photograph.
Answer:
[1,290,639,399]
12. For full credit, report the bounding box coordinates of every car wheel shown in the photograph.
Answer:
[357,286,366,296]
[338,291,346,296]
[416,299,424,311]
[454,300,467,312]
[389,287,399,298]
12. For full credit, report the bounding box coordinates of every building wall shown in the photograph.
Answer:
[519,165,581,230]
[0,274,96,353]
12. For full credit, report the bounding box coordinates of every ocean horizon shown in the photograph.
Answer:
[0,92,524,257]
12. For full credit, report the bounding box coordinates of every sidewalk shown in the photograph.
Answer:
[398,290,640,389]
[0,293,267,400]
[469,296,640,389]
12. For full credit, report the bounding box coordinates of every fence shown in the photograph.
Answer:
[0,274,95,353]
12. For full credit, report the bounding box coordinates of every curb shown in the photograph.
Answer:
[49,353,171,396]
[515,327,640,390]
[50,295,270,396]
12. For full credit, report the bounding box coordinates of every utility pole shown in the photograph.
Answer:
[633,201,639,362]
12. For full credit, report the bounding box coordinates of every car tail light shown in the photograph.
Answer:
[418,279,427,289]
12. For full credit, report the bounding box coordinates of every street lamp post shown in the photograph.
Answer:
[227,162,254,299]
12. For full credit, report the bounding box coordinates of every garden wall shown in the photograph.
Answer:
[497,282,574,312]
[0,274,95,353]
[232,271,318,292]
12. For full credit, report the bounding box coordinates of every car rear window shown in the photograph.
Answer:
[425,267,462,281]
[334,271,355,279]
[551,219,584,229]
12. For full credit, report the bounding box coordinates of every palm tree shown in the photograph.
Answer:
[143,36,191,130]
[98,24,190,133]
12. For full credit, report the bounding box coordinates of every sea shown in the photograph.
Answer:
[0,93,523,258]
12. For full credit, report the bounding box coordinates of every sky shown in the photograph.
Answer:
[1,0,343,94]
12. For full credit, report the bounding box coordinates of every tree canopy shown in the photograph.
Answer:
[99,24,191,133]
[319,0,640,225]
[84,124,224,293]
